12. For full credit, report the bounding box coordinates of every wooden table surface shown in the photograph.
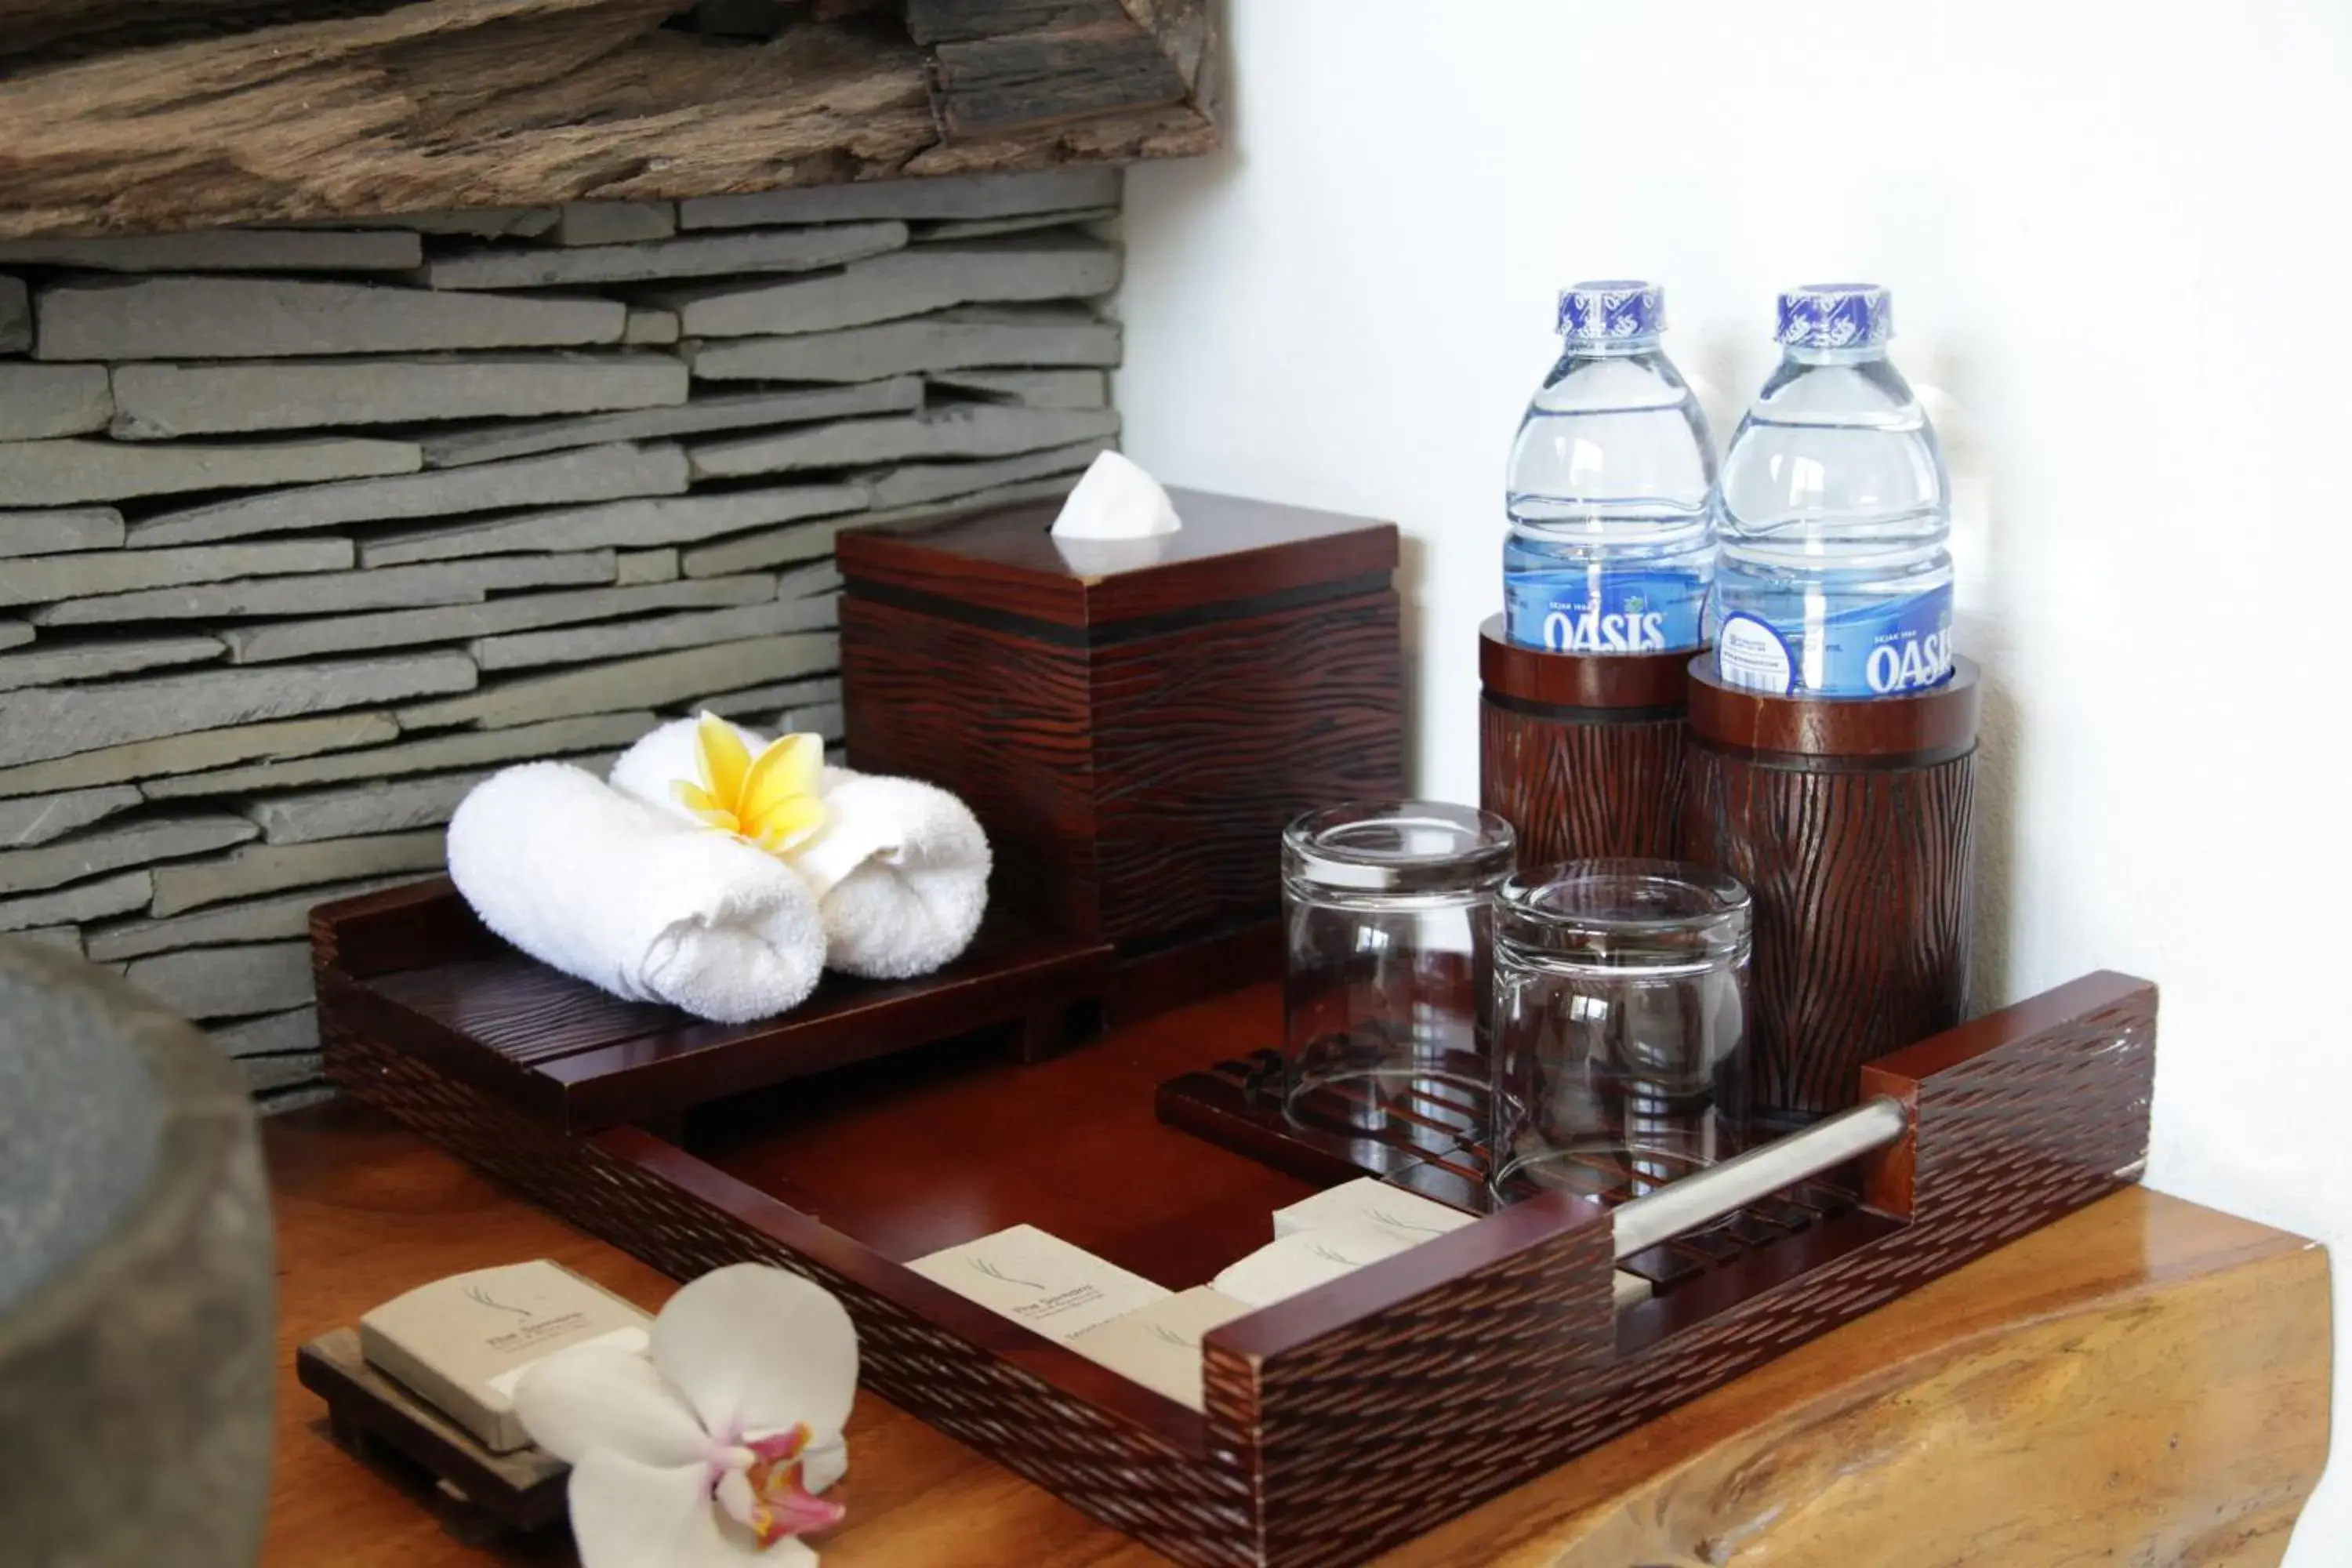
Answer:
[263,985,2336,1567]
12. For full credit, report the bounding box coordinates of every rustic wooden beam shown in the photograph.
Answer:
[0,0,1218,240]
[909,0,1211,139]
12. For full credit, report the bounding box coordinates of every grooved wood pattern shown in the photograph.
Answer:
[321,1024,1259,1568]
[841,593,1099,935]
[1479,697,1686,866]
[1684,744,1979,1119]
[1093,590,1403,943]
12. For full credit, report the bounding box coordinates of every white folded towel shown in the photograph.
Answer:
[610,717,992,981]
[446,761,826,1024]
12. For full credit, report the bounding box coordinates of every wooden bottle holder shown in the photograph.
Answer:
[1477,615,1690,864]
[318,877,2151,1568]
[1682,656,1983,1123]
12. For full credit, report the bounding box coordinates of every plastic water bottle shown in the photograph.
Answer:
[1503,281,1717,655]
[1713,285,1954,697]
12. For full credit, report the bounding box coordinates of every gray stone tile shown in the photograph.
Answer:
[0,507,125,557]
[623,309,681,346]
[554,201,677,247]
[0,633,224,693]
[143,712,656,800]
[0,713,399,800]
[929,368,1109,409]
[110,353,688,440]
[128,441,690,547]
[209,1006,319,1058]
[417,378,920,468]
[681,166,1120,229]
[0,229,420,272]
[218,574,773,663]
[417,220,906,290]
[119,939,315,1021]
[868,437,1109,509]
[661,236,1121,338]
[0,436,420,508]
[11,924,82,953]
[473,592,837,671]
[360,482,866,566]
[151,830,445,916]
[0,814,257,897]
[96,877,403,960]
[242,1051,328,1096]
[677,518,849,578]
[912,206,1120,242]
[336,209,558,239]
[401,633,837,730]
[0,651,474,768]
[689,674,841,720]
[0,786,143,849]
[36,552,615,626]
[684,304,1120,383]
[34,275,626,361]
[0,539,353,610]
[0,276,26,354]
[241,755,612,844]
[0,365,113,441]
[0,622,27,649]
[775,561,843,599]
[691,405,1117,481]
[781,701,844,740]
[615,549,678,585]
[0,869,150,931]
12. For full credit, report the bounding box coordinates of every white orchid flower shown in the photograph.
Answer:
[514,1265,858,1568]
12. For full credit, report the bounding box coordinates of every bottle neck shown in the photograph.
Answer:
[1783,343,1889,367]
[1562,334,1663,360]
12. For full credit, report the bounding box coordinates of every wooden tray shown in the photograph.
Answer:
[315,881,2158,1568]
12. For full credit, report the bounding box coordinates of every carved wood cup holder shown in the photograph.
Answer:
[317,874,2155,1568]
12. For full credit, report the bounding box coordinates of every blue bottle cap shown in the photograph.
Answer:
[1774,283,1893,349]
[1556,281,1664,343]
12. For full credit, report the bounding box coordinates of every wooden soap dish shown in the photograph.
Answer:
[296,1329,565,1541]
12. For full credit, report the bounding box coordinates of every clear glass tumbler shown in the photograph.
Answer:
[1489,859,1752,1202]
[1281,802,1517,1134]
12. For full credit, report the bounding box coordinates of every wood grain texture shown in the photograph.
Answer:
[840,592,1102,935]
[0,0,1218,239]
[286,984,2325,1568]
[1684,741,1979,1120]
[1480,697,1686,866]
[319,873,2175,1568]
[843,492,1404,958]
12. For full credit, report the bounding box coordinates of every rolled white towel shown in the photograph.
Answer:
[447,761,826,1024]
[610,717,992,981]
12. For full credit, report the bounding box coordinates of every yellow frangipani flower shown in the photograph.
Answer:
[672,712,829,855]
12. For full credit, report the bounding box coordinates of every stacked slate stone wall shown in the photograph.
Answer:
[0,166,1124,1111]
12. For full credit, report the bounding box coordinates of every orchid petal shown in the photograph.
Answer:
[651,1265,858,1445]
[799,1433,848,1495]
[566,1451,747,1568]
[513,1346,708,1469]
[694,712,753,806]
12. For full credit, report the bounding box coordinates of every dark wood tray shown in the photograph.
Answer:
[315,880,2157,1568]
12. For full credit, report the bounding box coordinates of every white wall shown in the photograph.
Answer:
[1117,2,2352,1557]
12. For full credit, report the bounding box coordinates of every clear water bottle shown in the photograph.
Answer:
[1714,285,1954,697]
[1503,281,1717,655]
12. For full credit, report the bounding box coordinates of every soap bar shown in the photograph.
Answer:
[358,1259,652,1454]
[1067,1287,1253,1412]
[1271,1177,1479,1240]
[907,1224,1171,1341]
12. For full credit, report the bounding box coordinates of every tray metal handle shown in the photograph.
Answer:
[1611,1096,1907,1261]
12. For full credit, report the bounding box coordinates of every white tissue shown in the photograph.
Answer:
[1049,450,1181,540]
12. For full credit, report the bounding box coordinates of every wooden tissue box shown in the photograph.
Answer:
[835,489,1403,1011]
